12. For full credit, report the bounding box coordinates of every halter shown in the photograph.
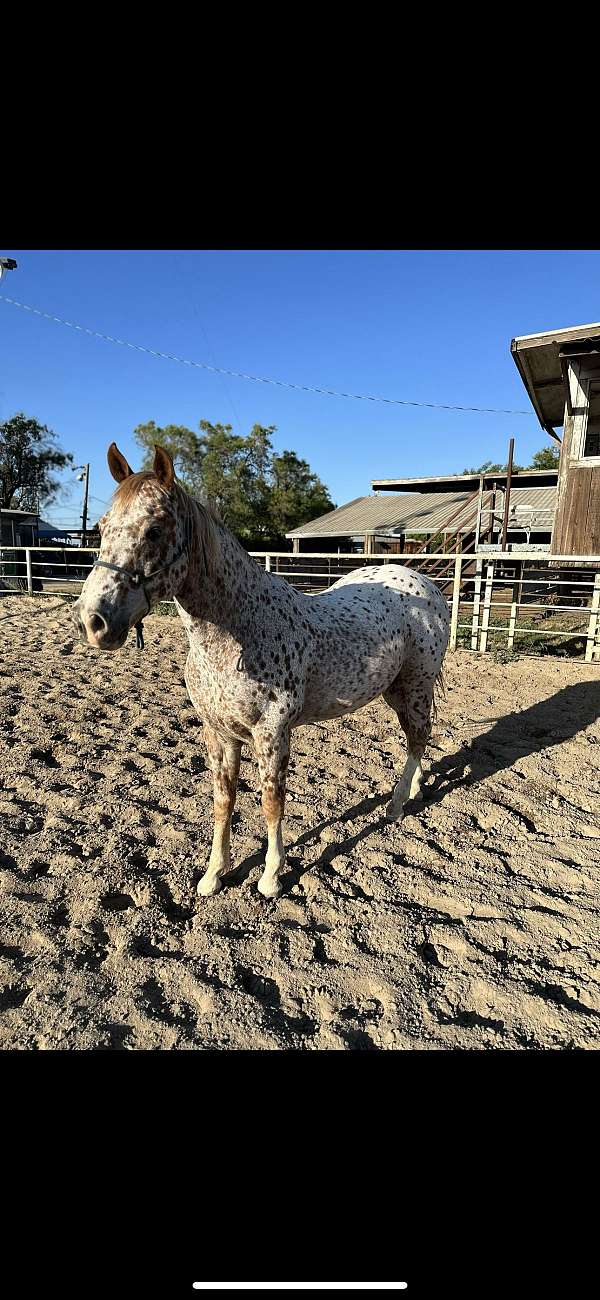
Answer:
[93,538,188,649]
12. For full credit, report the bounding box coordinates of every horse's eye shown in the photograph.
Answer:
[146,526,161,543]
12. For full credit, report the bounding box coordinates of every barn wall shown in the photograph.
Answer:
[552,361,600,554]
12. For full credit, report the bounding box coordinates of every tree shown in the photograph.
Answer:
[462,445,559,475]
[133,421,203,492]
[0,413,73,510]
[462,460,503,475]
[131,416,334,542]
[461,458,525,475]
[195,421,270,535]
[529,445,560,470]
[270,449,334,536]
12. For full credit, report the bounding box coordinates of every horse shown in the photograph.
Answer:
[72,443,450,901]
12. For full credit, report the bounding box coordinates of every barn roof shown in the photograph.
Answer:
[372,469,558,493]
[511,320,600,430]
[286,485,557,538]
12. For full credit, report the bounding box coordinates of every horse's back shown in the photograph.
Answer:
[320,564,449,646]
[328,562,444,605]
[320,561,446,670]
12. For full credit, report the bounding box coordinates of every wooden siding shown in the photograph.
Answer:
[552,361,600,553]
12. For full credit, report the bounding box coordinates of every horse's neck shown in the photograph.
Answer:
[175,498,267,636]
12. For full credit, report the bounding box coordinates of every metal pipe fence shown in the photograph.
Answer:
[1,546,599,663]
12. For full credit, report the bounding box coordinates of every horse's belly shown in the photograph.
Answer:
[301,642,402,722]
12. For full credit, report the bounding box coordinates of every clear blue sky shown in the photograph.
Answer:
[1,249,599,527]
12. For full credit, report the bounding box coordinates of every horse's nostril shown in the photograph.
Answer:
[89,613,107,636]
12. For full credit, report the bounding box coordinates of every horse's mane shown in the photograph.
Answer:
[187,492,221,576]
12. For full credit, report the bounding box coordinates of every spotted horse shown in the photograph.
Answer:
[73,443,450,901]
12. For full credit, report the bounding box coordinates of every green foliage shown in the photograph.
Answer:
[491,647,520,664]
[0,413,73,509]
[462,444,560,475]
[198,421,274,536]
[461,458,525,474]
[269,449,335,538]
[529,445,560,469]
[133,418,334,541]
[133,421,203,491]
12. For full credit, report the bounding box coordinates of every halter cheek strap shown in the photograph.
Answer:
[92,538,188,650]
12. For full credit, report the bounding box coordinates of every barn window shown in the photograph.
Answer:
[584,422,600,458]
[582,381,600,458]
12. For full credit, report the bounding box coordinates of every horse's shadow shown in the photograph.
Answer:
[229,680,600,893]
[425,678,600,808]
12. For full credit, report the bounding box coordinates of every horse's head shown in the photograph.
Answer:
[72,442,190,650]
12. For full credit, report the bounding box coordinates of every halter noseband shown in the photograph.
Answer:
[93,539,188,650]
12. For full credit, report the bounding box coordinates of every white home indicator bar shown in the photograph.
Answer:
[192,1286,408,1292]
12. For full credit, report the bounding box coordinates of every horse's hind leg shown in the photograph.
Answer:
[384,670,436,822]
[253,722,290,900]
[197,725,241,897]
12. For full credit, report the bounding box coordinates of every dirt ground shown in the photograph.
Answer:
[1,593,599,1050]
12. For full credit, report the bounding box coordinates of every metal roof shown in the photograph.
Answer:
[511,321,600,430]
[503,485,556,512]
[0,508,38,519]
[287,486,557,538]
[372,469,558,493]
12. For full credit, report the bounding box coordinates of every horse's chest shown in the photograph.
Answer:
[184,648,264,739]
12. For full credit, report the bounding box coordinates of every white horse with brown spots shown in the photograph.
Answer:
[73,443,449,901]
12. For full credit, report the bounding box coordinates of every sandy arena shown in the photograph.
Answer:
[1,594,599,1050]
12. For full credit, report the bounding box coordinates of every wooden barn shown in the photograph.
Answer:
[512,320,600,554]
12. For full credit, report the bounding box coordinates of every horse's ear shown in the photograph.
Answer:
[153,444,175,491]
[108,442,134,483]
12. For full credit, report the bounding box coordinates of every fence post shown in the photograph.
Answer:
[471,558,483,650]
[479,562,495,654]
[265,554,271,573]
[26,548,33,595]
[507,601,517,651]
[449,553,462,651]
[584,572,600,664]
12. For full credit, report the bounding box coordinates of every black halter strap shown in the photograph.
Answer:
[92,538,188,650]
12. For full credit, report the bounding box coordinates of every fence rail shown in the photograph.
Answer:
[1,546,599,663]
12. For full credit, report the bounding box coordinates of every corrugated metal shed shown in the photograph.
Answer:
[287,493,465,538]
[287,486,557,539]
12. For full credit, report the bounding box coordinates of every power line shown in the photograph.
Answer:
[0,292,535,418]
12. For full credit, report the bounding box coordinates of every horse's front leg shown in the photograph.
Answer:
[197,725,241,897]
[253,723,290,900]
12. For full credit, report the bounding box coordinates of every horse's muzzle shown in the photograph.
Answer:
[72,600,129,651]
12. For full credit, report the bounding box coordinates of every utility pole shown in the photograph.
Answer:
[81,464,90,546]
[72,463,90,546]
[0,259,17,582]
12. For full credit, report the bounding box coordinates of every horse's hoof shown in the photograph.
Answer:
[257,876,282,900]
[197,875,222,897]
[385,801,404,823]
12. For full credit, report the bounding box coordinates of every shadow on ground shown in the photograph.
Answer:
[231,680,600,894]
